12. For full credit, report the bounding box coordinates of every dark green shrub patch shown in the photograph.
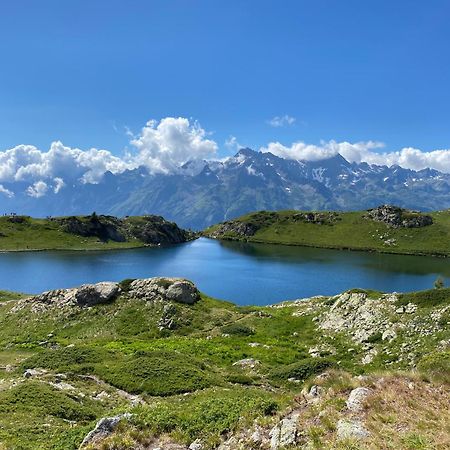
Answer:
[270,357,335,382]
[221,323,254,336]
[97,350,217,396]
[0,382,98,421]
[20,346,112,373]
[397,288,450,308]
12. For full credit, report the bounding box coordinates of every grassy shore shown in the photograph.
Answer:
[205,209,450,257]
[0,214,192,251]
[0,282,448,449]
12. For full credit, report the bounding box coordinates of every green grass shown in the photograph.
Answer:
[396,287,450,308]
[205,209,450,256]
[0,214,192,251]
[0,282,448,449]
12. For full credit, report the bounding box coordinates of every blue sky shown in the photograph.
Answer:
[1,0,450,159]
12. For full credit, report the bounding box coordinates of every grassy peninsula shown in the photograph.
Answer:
[205,206,450,257]
[0,213,194,251]
[0,279,448,449]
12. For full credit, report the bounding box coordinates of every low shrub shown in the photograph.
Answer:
[270,357,335,382]
[0,382,98,421]
[20,346,111,373]
[397,288,450,308]
[417,351,450,384]
[97,350,216,396]
[221,323,254,336]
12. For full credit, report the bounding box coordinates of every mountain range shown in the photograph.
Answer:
[1,148,449,229]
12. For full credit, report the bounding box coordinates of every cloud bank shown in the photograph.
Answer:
[0,116,449,199]
[260,140,450,173]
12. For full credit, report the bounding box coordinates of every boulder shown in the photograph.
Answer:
[128,278,200,305]
[232,358,260,369]
[336,419,370,440]
[346,387,371,412]
[75,282,120,306]
[269,412,300,449]
[80,413,132,448]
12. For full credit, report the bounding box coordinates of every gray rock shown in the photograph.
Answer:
[232,358,260,369]
[166,280,199,304]
[382,328,397,342]
[23,368,46,378]
[269,413,300,449]
[129,277,200,305]
[346,387,371,412]
[188,440,203,450]
[79,413,132,448]
[366,205,433,228]
[75,282,120,306]
[336,419,370,440]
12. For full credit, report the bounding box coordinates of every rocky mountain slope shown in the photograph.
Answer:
[1,149,449,229]
[0,213,194,251]
[0,279,448,449]
[205,205,450,256]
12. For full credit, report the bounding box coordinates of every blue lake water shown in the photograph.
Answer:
[0,238,448,305]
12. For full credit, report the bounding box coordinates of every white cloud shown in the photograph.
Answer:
[129,117,218,174]
[53,177,65,193]
[224,136,242,152]
[0,141,129,186]
[0,184,14,198]
[1,116,450,202]
[267,115,296,127]
[261,140,450,173]
[26,181,48,198]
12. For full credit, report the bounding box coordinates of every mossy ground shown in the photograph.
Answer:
[205,209,450,256]
[0,285,448,449]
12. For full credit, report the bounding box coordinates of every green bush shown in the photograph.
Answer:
[221,323,254,336]
[20,346,111,373]
[417,351,450,384]
[270,357,335,382]
[0,382,98,421]
[134,389,278,442]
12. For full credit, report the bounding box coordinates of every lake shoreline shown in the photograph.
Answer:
[208,236,450,258]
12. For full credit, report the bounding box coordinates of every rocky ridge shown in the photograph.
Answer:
[365,205,433,228]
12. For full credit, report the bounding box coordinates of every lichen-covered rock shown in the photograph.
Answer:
[366,205,433,228]
[346,387,371,412]
[128,277,200,304]
[320,292,395,343]
[232,358,260,369]
[269,412,301,449]
[208,221,260,238]
[75,282,120,306]
[336,419,370,440]
[80,413,133,448]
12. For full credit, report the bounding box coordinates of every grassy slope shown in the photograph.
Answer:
[0,216,162,251]
[205,209,450,256]
[0,284,448,449]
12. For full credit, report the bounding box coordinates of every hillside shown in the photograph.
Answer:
[205,205,450,257]
[1,149,450,230]
[0,278,448,449]
[0,214,194,251]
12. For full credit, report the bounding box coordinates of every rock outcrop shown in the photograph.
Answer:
[127,278,200,305]
[12,277,200,312]
[366,205,433,228]
[319,291,397,343]
[56,214,193,245]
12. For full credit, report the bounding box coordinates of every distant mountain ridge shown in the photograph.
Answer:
[1,148,449,229]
